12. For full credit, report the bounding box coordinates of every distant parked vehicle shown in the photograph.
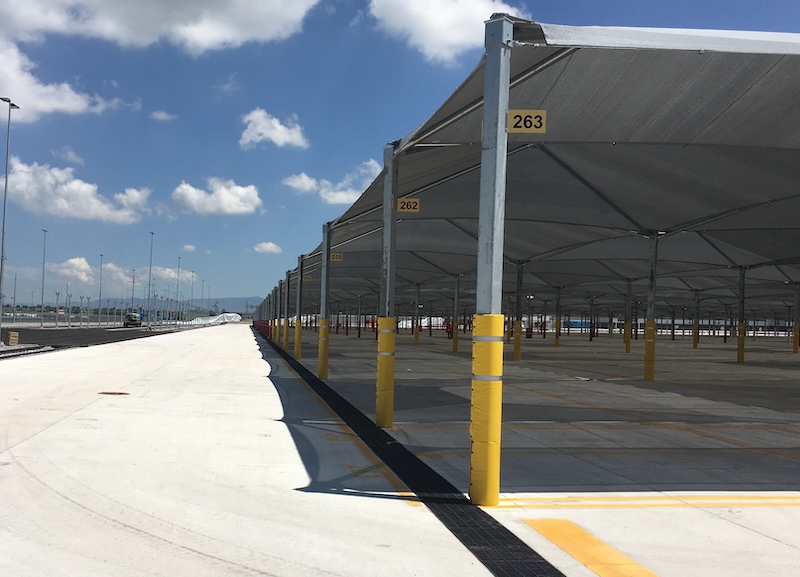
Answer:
[124,312,142,328]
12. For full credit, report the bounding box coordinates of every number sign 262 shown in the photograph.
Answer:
[507,109,546,133]
[397,198,420,213]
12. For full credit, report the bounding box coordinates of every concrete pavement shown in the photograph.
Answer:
[0,324,489,576]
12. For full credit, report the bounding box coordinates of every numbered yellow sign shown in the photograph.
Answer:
[330,253,344,262]
[507,109,546,133]
[397,198,420,213]
[302,275,313,281]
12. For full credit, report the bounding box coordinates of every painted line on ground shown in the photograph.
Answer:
[526,518,659,577]
[496,493,800,510]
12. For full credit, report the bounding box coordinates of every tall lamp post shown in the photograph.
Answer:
[40,229,47,327]
[176,256,181,325]
[98,253,103,326]
[147,232,154,327]
[0,97,20,340]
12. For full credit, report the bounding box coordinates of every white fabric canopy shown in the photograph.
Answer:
[272,18,800,321]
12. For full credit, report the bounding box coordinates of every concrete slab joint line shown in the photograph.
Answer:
[256,329,567,577]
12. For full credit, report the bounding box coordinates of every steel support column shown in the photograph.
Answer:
[414,284,421,346]
[738,268,747,363]
[644,234,659,381]
[452,275,460,352]
[470,14,512,507]
[624,279,632,353]
[513,263,523,361]
[555,287,562,347]
[794,284,799,354]
[318,223,332,379]
[294,255,304,359]
[283,269,290,350]
[377,143,399,428]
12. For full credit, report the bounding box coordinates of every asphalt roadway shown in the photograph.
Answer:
[0,326,169,356]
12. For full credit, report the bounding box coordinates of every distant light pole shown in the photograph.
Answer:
[176,256,181,325]
[0,97,20,338]
[79,295,85,328]
[190,270,194,321]
[29,289,37,322]
[40,229,47,327]
[55,290,60,328]
[66,286,72,328]
[130,269,135,309]
[147,232,154,327]
[98,253,103,326]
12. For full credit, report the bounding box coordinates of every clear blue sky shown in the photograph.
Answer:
[1,0,799,307]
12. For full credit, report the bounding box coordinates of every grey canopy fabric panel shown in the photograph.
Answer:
[288,18,800,321]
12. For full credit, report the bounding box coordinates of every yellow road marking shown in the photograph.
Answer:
[526,519,659,577]
[493,493,800,510]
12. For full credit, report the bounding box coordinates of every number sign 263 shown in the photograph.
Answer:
[507,109,546,133]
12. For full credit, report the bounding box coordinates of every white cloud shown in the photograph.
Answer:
[47,257,95,284]
[369,0,530,65]
[51,146,85,165]
[214,73,239,96]
[239,108,309,149]
[6,157,150,223]
[254,242,282,254]
[283,159,382,205]
[172,177,262,215]
[0,2,320,122]
[0,1,321,55]
[0,40,129,123]
[150,110,176,122]
[100,262,134,292]
[281,172,318,193]
[182,244,197,252]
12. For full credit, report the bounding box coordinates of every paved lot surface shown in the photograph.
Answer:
[2,323,799,576]
[294,325,800,577]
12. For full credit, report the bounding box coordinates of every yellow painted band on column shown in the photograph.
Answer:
[452,323,459,352]
[624,321,631,353]
[555,314,561,347]
[414,322,420,346]
[794,322,799,354]
[283,318,290,350]
[376,317,396,428]
[318,319,329,380]
[470,314,504,507]
[513,320,522,361]
[693,322,699,348]
[738,321,745,363]
[505,317,512,343]
[294,323,302,360]
[644,319,656,381]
